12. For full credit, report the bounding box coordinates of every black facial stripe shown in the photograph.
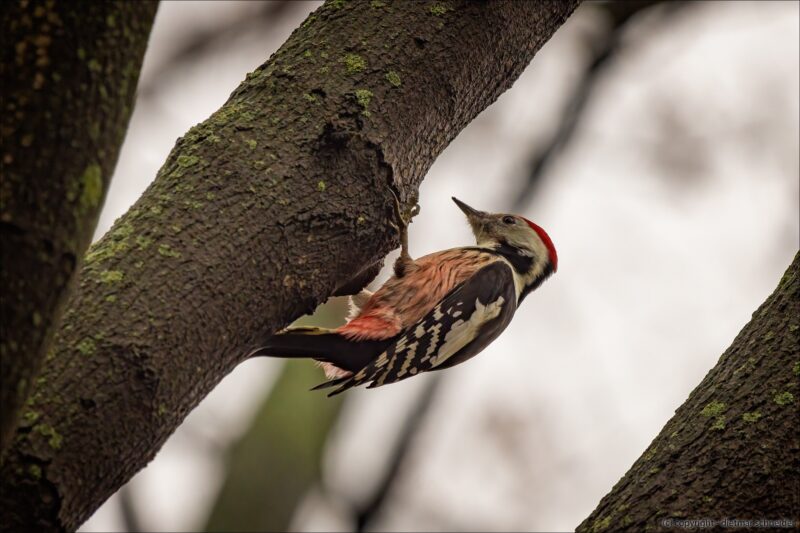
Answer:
[461,245,534,276]
[492,240,535,275]
[462,245,551,303]
[518,262,555,303]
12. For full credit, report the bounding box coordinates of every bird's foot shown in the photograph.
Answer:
[389,189,420,277]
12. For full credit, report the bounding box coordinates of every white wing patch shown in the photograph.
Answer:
[320,260,517,396]
[430,296,505,368]
[422,323,442,362]
[395,341,419,380]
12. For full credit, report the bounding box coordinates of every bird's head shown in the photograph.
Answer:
[452,197,558,274]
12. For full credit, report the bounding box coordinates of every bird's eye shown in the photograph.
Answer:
[502,216,515,225]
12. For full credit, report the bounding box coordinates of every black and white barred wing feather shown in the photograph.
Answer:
[318,261,518,396]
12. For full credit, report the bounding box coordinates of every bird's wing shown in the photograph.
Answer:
[338,248,497,341]
[317,261,517,395]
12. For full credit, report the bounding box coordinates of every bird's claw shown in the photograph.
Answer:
[388,189,419,278]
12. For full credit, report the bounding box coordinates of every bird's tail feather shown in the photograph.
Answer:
[250,326,392,374]
[309,375,350,391]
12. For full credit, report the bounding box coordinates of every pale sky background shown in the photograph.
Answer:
[81,1,799,531]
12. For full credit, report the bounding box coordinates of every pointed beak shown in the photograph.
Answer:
[452,197,492,240]
[452,197,487,220]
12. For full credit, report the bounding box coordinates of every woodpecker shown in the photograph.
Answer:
[252,197,558,395]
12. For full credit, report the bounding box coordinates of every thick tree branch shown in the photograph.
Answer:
[578,251,800,532]
[0,1,579,530]
[0,1,157,459]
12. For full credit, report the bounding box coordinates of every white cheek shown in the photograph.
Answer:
[508,230,544,258]
[531,239,548,262]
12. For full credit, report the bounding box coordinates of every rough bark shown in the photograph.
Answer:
[578,251,800,533]
[0,0,580,530]
[0,1,157,459]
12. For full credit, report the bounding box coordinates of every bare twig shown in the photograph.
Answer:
[138,2,301,99]
[117,486,143,533]
[355,374,443,532]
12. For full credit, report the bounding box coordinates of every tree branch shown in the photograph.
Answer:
[512,0,685,210]
[355,374,442,531]
[577,251,800,532]
[0,1,157,459]
[137,1,300,100]
[0,1,580,530]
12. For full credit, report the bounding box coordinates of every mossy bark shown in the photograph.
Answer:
[578,251,800,533]
[0,0,580,530]
[0,2,157,459]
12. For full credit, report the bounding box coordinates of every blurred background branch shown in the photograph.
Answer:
[0,0,157,460]
[202,300,348,532]
[138,1,301,100]
[512,0,688,210]
[118,487,143,533]
[353,374,442,532]
[204,361,345,532]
